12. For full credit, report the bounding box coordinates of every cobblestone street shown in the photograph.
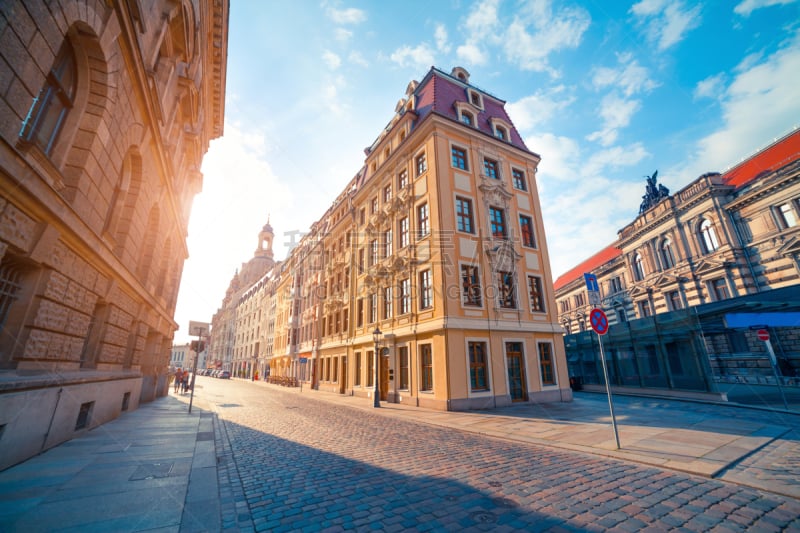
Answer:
[203,379,800,532]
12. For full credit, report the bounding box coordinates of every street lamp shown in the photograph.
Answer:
[372,327,382,408]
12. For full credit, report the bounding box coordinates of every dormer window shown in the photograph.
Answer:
[461,111,474,126]
[467,88,483,110]
[490,117,513,143]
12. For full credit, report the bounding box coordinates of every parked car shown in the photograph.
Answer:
[220,371,231,379]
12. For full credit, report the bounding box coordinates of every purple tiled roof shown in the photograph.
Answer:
[413,68,531,153]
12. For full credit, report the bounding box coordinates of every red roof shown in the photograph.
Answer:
[553,245,622,291]
[723,129,800,188]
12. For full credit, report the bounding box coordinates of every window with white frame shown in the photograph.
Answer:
[399,278,410,314]
[416,153,427,176]
[776,202,798,229]
[399,217,409,248]
[461,265,482,307]
[419,269,432,309]
[512,168,527,190]
[417,203,430,238]
[699,218,720,253]
[497,271,516,309]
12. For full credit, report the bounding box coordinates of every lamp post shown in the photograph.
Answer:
[372,327,382,408]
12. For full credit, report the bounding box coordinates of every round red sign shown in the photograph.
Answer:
[756,329,769,341]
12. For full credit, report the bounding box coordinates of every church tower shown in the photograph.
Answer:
[256,216,275,260]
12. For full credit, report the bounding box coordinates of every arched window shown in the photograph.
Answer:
[633,252,645,281]
[661,238,675,269]
[461,111,474,126]
[699,218,719,253]
[22,40,77,154]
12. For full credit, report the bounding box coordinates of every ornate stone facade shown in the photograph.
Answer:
[215,67,570,410]
[554,129,800,384]
[0,0,228,470]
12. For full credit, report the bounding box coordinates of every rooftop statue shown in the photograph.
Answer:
[639,170,670,215]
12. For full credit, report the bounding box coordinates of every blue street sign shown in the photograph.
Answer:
[299,358,308,364]
[584,273,599,293]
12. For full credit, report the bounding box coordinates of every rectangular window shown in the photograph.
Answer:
[399,278,411,314]
[489,207,506,239]
[355,352,362,386]
[538,343,555,385]
[418,203,430,237]
[332,357,338,382]
[342,309,349,332]
[468,341,489,391]
[383,286,393,319]
[398,170,408,190]
[399,346,409,390]
[416,153,427,176]
[456,197,474,234]
[484,158,499,179]
[383,185,392,203]
[776,202,798,229]
[369,293,377,323]
[667,290,682,310]
[370,239,379,265]
[419,269,432,309]
[358,248,365,272]
[638,300,652,317]
[371,197,378,214]
[710,278,730,301]
[451,146,468,170]
[384,230,393,258]
[512,168,527,191]
[420,344,433,391]
[574,293,585,307]
[359,208,366,225]
[528,275,545,312]
[461,265,482,306]
[497,271,516,308]
[399,217,409,248]
[357,298,364,327]
[609,276,623,294]
[367,350,374,387]
[519,215,536,247]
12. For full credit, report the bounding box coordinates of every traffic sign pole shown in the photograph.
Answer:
[597,334,621,449]
[763,338,790,411]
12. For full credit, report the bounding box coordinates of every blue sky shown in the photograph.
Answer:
[174,0,800,343]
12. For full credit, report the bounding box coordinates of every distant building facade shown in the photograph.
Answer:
[554,130,800,390]
[0,0,228,470]
[170,344,191,369]
[219,67,570,410]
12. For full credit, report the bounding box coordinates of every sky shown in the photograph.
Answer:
[173,0,800,343]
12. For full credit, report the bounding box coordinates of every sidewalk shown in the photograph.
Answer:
[0,380,798,532]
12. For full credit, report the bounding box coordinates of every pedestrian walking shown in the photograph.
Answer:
[181,372,189,393]
[174,368,183,393]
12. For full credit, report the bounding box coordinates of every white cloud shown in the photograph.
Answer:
[176,122,294,339]
[322,50,341,70]
[591,53,659,97]
[584,143,650,177]
[630,0,702,51]
[464,0,501,35]
[734,0,797,16]
[325,6,366,24]
[334,28,353,43]
[503,2,591,75]
[390,43,436,69]
[524,132,580,182]
[507,86,575,132]
[348,50,369,67]
[434,23,450,53]
[456,42,487,65]
[587,95,641,146]
[693,73,726,99]
[680,29,800,178]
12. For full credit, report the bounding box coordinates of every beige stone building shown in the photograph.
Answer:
[554,129,800,385]
[0,0,228,470]
[228,67,570,410]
